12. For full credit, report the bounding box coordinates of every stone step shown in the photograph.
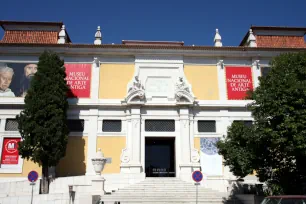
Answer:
[101,197,225,201]
[112,194,226,198]
[117,189,222,193]
[100,201,239,204]
[97,178,232,204]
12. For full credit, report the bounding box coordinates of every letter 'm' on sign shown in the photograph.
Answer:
[8,143,15,149]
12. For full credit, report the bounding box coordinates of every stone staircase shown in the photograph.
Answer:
[99,178,241,204]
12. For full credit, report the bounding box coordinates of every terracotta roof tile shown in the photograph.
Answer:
[0,30,58,44]
[256,35,306,48]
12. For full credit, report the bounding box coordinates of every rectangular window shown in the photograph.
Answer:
[67,120,84,132]
[5,119,18,131]
[102,120,122,132]
[261,67,271,77]
[145,120,175,132]
[234,120,253,127]
[198,121,216,132]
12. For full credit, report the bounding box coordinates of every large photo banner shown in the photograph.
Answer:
[0,63,91,98]
[0,63,37,97]
[200,137,223,176]
[1,138,21,165]
[225,66,253,100]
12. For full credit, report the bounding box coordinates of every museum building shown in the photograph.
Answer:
[0,20,305,192]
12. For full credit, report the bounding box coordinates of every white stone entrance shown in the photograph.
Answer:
[120,56,200,181]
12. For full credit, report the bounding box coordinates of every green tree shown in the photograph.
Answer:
[217,52,306,194]
[16,50,69,194]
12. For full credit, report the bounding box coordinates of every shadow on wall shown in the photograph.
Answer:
[55,137,86,177]
[222,181,265,204]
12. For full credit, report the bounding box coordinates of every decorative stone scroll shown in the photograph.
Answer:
[191,148,200,163]
[120,148,130,163]
[124,76,145,104]
[174,77,194,104]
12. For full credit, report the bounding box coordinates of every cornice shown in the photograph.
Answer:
[0,44,305,58]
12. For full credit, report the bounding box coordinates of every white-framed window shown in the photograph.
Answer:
[67,119,85,132]
[145,120,175,132]
[198,120,216,133]
[102,120,122,132]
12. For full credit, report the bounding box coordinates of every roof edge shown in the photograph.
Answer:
[0,20,63,30]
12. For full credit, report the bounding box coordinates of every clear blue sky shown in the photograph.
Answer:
[1,0,305,46]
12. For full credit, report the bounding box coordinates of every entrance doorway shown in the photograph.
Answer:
[145,137,175,177]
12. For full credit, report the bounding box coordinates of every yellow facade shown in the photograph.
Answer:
[99,64,135,99]
[184,65,219,100]
[0,159,41,177]
[96,136,126,174]
[194,137,200,150]
[56,136,88,177]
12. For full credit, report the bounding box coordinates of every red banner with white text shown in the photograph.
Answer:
[226,66,253,100]
[65,64,92,98]
[1,138,21,165]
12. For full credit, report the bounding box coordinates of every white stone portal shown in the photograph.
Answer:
[121,56,197,180]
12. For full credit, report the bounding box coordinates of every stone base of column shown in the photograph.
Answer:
[179,163,201,182]
[91,177,106,196]
[120,163,143,173]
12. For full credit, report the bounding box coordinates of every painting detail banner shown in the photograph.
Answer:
[200,137,223,176]
[65,64,92,98]
[225,66,253,100]
[1,138,21,165]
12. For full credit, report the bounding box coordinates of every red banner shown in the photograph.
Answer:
[65,64,91,98]
[226,66,253,100]
[1,138,21,165]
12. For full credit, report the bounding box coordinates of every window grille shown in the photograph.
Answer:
[67,120,84,132]
[234,120,253,127]
[261,67,271,77]
[198,121,216,132]
[145,120,175,132]
[5,119,18,131]
[102,120,122,132]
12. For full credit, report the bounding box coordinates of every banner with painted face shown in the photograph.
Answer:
[0,63,91,98]
[0,63,37,97]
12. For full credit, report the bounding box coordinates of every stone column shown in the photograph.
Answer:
[91,58,100,102]
[86,109,99,175]
[120,106,142,173]
[252,58,261,89]
[189,116,201,172]
[179,106,192,181]
[130,106,142,172]
[217,59,227,100]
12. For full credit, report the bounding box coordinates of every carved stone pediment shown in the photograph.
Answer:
[175,77,195,104]
[124,76,146,104]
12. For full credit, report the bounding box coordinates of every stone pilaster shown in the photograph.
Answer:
[252,58,261,89]
[91,58,100,102]
[178,106,195,181]
[120,106,142,173]
[86,109,98,175]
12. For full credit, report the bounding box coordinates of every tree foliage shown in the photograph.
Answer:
[217,52,306,194]
[16,50,69,193]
